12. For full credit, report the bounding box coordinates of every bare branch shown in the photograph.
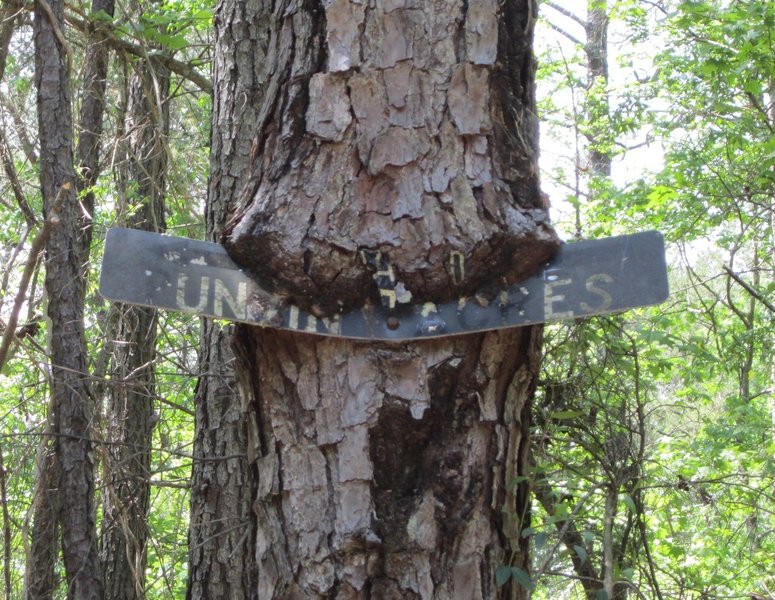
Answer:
[543,1,587,29]
[723,266,775,314]
[544,19,584,47]
[0,128,37,226]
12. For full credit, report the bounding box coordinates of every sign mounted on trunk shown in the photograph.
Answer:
[99,228,669,340]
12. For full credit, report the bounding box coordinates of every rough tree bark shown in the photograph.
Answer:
[26,0,104,597]
[100,37,170,599]
[187,3,267,594]
[190,1,559,598]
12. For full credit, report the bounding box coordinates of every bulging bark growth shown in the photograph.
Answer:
[224,0,559,312]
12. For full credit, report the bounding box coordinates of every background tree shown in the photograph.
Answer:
[531,0,774,598]
[186,0,261,594]
[0,0,210,597]
[99,0,171,595]
[26,0,104,596]
[530,3,654,598]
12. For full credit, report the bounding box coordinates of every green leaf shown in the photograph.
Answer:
[534,531,548,550]
[574,544,588,564]
[511,567,534,590]
[495,566,512,587]
[192,8,214,21]
[622,493,637,513]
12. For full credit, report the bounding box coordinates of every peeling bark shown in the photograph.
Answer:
[234,326,540,599]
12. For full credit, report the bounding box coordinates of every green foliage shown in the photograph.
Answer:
[0,0,212,595]
[533,0,774,597]
[2,0,773,597]
[496,565,535,590]
[119,0,214,53]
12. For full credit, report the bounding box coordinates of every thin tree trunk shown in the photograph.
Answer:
[0,2,37,228]
[76,0,114,210]
[191,1,559,598]
[29,0,103,597]
[585,0,610,178]
[0,444,11,598]
[187,321,256,599]
[768,78,775,444]
[603,484,617,598]
[100,39,170,599]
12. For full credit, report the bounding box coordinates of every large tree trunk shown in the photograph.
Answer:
[27,0,104,597]
[191,1,559,598]
[240,326,542,599]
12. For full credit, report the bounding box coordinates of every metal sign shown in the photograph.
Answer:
[99,228,669,340]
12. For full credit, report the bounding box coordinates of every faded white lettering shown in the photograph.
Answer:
[305,315,319,333]
[580,273,613,313]
[176,274,209,312]
[544,277,574,320]
[214,278,247,319]
[288,305,300,330]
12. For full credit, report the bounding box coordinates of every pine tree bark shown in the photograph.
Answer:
[24,432,59,599]
[187,321,257,599]
[27,0,103,597]
[187,3,267,594]
[100,42,170,599]
[191,1,559,598]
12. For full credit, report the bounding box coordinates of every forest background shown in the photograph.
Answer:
[0,0,773,598]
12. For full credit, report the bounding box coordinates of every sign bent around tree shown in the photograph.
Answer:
[99,228,669,340]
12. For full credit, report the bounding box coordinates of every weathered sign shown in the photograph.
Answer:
[99,228,669,340]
